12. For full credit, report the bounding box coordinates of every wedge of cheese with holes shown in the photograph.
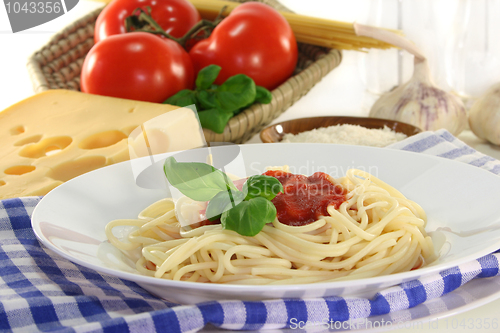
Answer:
[0,90,206,199]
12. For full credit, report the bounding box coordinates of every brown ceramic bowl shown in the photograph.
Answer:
[260,116,422,143]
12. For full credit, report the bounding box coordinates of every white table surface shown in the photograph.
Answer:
[1,1,500,332]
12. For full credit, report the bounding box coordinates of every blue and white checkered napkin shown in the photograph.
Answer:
[1,129,500,333]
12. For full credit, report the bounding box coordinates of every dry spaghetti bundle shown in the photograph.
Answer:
[188,0,401,50]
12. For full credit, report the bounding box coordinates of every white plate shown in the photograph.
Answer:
[31,144,500,304]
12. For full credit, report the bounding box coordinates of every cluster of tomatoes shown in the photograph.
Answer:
[80,0,299,104]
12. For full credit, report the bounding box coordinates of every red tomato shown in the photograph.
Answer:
[188,2,298,91]
[81,32,194,103]
[94,0,201,43]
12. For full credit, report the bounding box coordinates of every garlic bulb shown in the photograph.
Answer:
[370,59,467,135]
[354,23,468,136]
[469,83,500,145]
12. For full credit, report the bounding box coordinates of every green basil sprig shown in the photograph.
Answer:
[242,175,284,201]
[205,189,245,222]
[164,65,272,134]
[164,157,283,236]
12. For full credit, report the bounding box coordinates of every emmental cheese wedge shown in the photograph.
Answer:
[0,90,206,199]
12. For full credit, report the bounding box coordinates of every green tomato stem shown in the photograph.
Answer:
[125,7,225,49]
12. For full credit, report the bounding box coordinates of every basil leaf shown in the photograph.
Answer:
[236,85,273,114]
[221,197,276,236]
[196,65,221,90]
[163,157,228,201]
[197,90,217,109]
[242,175,283,201]
[164,68,272,134]
[215,74,256,112]
[254,86,273,104]
[198,108,234,134]
[164,89,197,107]
[206,189,245,221]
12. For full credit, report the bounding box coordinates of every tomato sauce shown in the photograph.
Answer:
[263,170,347,226]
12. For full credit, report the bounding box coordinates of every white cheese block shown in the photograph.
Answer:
[0,90,206,199]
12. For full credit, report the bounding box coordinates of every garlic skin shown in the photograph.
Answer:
[469,83,500,145]
[369,60,468,136]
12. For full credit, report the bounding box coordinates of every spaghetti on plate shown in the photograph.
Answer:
[105,167,436,285]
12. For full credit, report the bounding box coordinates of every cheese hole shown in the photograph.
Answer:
[14,134,43,146]
[47,156,106,182]
[19,136,72,159]
[4,165,36,175]
[0,180,5,186]
[45,146,63,156]
[10,125,25,135]
[79,130,127,150]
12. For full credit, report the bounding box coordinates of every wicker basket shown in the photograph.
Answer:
[27,0,342,144]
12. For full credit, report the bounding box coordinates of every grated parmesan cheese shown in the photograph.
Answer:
[281,124,407,147]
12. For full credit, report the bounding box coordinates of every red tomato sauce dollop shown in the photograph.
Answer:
[264,170,347,226]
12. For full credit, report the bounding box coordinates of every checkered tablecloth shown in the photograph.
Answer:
[1,129,500,332]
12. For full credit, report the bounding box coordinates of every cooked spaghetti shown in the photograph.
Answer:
[105,168,436,284]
